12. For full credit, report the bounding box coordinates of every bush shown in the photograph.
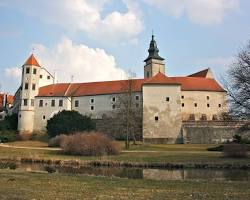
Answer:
[46,110,96,138]
[207,145,224,151]
[0,131,17,143]
[48,134,67,147]
[223,144,248,158]
[0,114,18,131]
[60,132,120,156]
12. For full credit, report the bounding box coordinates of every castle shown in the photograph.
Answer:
[13,35,228,143]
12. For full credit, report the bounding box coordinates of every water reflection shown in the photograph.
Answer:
[8,163,250,181]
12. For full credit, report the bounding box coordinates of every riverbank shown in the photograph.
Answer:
[0,141,250,169]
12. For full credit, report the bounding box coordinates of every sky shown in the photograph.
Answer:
[0,0,249,94]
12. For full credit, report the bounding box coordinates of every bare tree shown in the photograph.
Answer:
[224,40,250,119]
[114,75,142,149]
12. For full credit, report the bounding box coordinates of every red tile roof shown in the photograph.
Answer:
[0,94,14,108]
[37,72,225,97]
[188,68,209,77]
[24,54,41,67]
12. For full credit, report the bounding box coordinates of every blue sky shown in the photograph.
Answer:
[0,0,249,94]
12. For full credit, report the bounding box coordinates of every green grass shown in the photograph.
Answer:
[1,141,250,165]
[0,169,249,200]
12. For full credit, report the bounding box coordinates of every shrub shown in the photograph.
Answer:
[0,113,18,131]
[223,144,248,158]
[207,145,224,151]
[46,110,96,138]
[48,134,67,147]
[60,132,120,156]
[0,131,17,143]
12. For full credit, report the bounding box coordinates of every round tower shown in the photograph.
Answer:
[18,54,41,135]
[144,34,166,78]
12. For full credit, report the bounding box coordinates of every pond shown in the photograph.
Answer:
[2,163,250,181]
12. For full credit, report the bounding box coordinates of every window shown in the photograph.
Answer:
[181,95,184,99]
[31,99,34,106]
[135,95,140,101]
[90,105,94,111]
[39,100,43,107]
[26,67,30,74]
[51,100,55,107]
[32,84,36,90]
[112,104,116,110]
[24,83,29,90]
[207,104,210,108]
[33,68,37,74]
[59,100,63,107]
[23,99,28,106]
[207,96,210,100]
[47,76,50,80]
[182,103,185,107]
[90,98,94,104]
[147,71,150,78]
[19,114,21,118]
[166,97,170,102]
[218,104,221,108]
[75,100,79,107]
[40,75,43,79]
[43,115,46,120]
[155,116,159,121]
[194,103,197,107]
[112,97,116,102]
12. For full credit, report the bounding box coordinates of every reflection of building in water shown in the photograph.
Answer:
[143,169,186,181]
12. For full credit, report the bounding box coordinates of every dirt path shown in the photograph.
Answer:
[0,143,61,151]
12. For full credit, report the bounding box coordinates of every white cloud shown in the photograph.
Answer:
[0,0,143,43]
[144,0,240,25]
[32,38,127,83]
[4,67,22,79]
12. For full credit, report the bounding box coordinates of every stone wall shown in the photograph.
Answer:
[182,121,250,144]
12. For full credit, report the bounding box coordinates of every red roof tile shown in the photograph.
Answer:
[37,74,225,97]
[24,54,41,67]
[188,68,209,77]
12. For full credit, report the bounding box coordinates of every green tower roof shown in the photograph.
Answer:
[144,34,164,62]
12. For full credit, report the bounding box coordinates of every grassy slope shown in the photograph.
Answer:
[0,170,250,200]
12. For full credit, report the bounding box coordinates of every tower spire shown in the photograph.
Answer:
[144,33,164,62]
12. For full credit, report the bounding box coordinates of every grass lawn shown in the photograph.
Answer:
[1,141,250,165]
[0,169,249,200]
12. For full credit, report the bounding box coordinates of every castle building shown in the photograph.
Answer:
[14,35,228,143]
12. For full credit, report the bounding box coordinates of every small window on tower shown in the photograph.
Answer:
[135,95,140,101]
[181,95,184,99]
[207,96,210,100]
[166,97,170,102]
[194,103,197,107]
[26,67,30,74]
[32,84,36,90]
[47,76,50,80]
[43,115,46,120]
[218,104,222,108]
[207,104,210,108]
[40,75,43,79]
[24,83,29,90]
[182,103,185,107]
[90,105,94,111]
[112,104,116,110]
[155,116,159,121]
[33,68,37,74]
[31,99,34,106]
[23,99,28,106]
[112,97,116,102]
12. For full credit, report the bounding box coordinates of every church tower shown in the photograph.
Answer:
[144,34,165,78]
[18,54,41,134]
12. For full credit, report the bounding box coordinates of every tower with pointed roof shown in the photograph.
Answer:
[18,54,42,134]
[144,34,165,78]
